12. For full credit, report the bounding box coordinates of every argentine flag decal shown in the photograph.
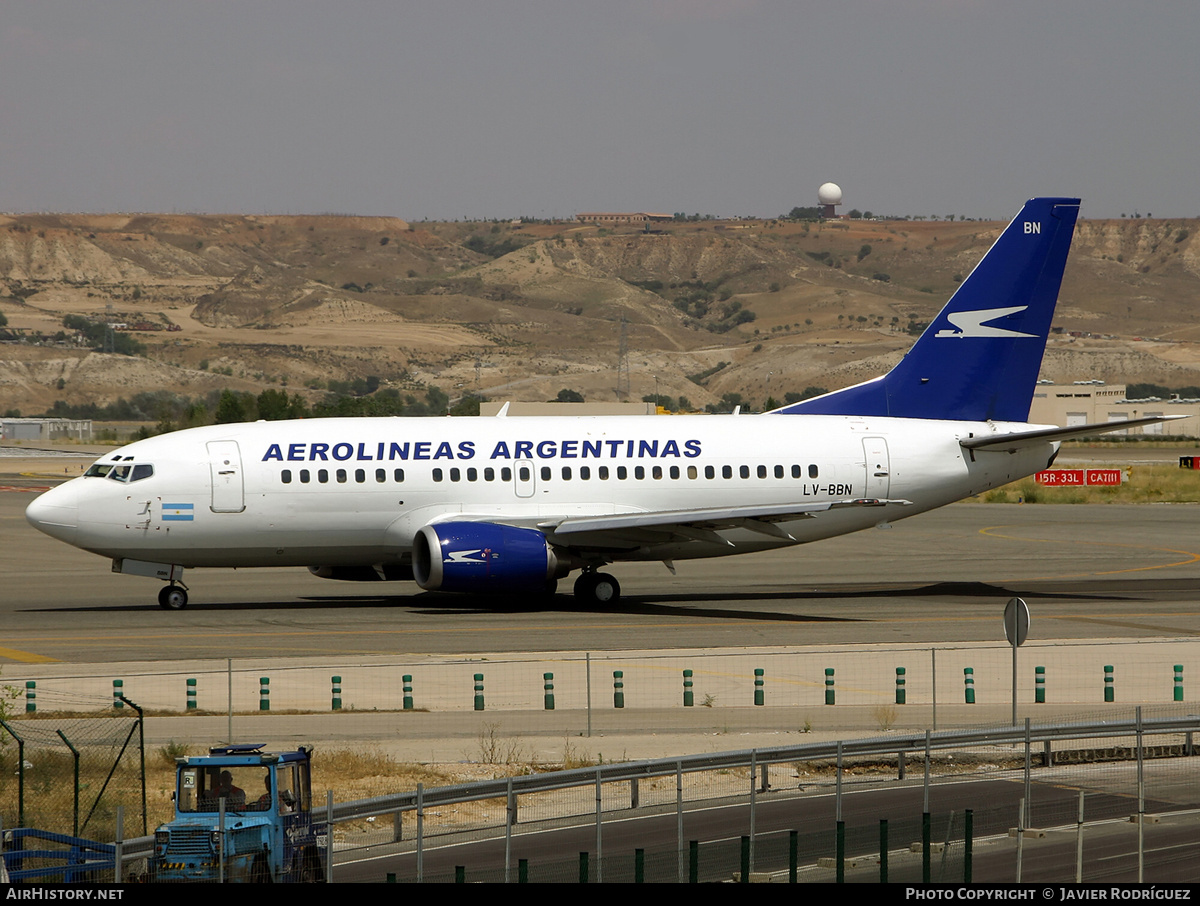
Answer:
[162,503,194,522]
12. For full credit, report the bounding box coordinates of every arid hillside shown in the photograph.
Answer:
[1,211,1198,416]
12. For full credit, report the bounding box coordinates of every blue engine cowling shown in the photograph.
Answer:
[412,522,571,593]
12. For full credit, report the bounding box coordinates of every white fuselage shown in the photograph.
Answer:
[27,413,1058,572]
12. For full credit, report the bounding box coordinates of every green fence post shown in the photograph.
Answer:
[635,848,644,883]
[613,670,624,709]
[895,667,906,705]
[403,674,414,710]
[112,678,124,709]
[331,675,342,711]
[964,667,975,704]
[922,811,931,883]
[836,819,845,883]
[1174,664,1184,702]
[789,830,798,883]
[259,676,270,711]
[1104,665,1114,702]
[825,668,835,706]
[518,858,528,883]
[455,865,465,883]
[25,681,35,713]
[879,818,888,884]
[740,835,750,882]
[579,851,589,884]
[754,668,764,706]
[682,669,693,707]
[186,677,197,710]
[543,672,555,710]
[964,808,973,883]
[1035,666,1045,703]
[474,673,485,711]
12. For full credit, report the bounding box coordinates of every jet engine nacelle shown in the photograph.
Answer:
[412,522,572,593]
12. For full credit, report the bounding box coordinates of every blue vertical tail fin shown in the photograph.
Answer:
[777,197,1080,422]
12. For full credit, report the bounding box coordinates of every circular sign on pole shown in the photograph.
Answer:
[1004,597,1030,647]
[1004,596,1030,728]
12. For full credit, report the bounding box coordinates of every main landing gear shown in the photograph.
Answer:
[157,583,189,610]
[573,571,621,606]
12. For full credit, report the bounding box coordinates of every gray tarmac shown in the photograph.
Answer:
[5,479,1200,662]
[5,460,1200,760]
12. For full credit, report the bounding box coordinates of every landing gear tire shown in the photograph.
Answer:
[574,571,620,606]
[158,585,188,610]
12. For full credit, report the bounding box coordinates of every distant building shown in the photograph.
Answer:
[1028,382,1200,437]
[575,212,674,225]
[0,418,93,442]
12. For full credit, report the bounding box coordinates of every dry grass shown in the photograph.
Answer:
[976,465,1200,504]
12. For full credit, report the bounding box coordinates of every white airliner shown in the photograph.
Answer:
[26,198,1180,609]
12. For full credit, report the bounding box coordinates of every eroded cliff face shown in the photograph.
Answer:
[1,212,1198,416]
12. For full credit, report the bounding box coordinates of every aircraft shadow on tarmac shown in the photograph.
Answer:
[27,579,1156,617]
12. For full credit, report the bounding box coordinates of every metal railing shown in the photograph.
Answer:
[96,708,1198,881]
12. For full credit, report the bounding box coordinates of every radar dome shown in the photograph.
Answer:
[817,182,843,205]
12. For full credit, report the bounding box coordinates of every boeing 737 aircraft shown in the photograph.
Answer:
[26,197,1180,609]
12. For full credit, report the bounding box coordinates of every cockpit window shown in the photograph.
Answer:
[98,462,154,483]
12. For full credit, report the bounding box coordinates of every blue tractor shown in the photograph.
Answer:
[153,743,324,883]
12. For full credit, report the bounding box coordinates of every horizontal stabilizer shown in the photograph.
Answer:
[961,415,1190,452]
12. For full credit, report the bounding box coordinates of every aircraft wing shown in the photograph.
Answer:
[538,498,913,548]
[961,415,1190,452]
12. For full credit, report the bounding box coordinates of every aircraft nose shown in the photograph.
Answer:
[26,482,79,545]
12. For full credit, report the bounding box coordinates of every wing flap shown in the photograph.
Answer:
[539,498,913,548]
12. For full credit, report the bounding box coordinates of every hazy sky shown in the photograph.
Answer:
[2,1,1196,221]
